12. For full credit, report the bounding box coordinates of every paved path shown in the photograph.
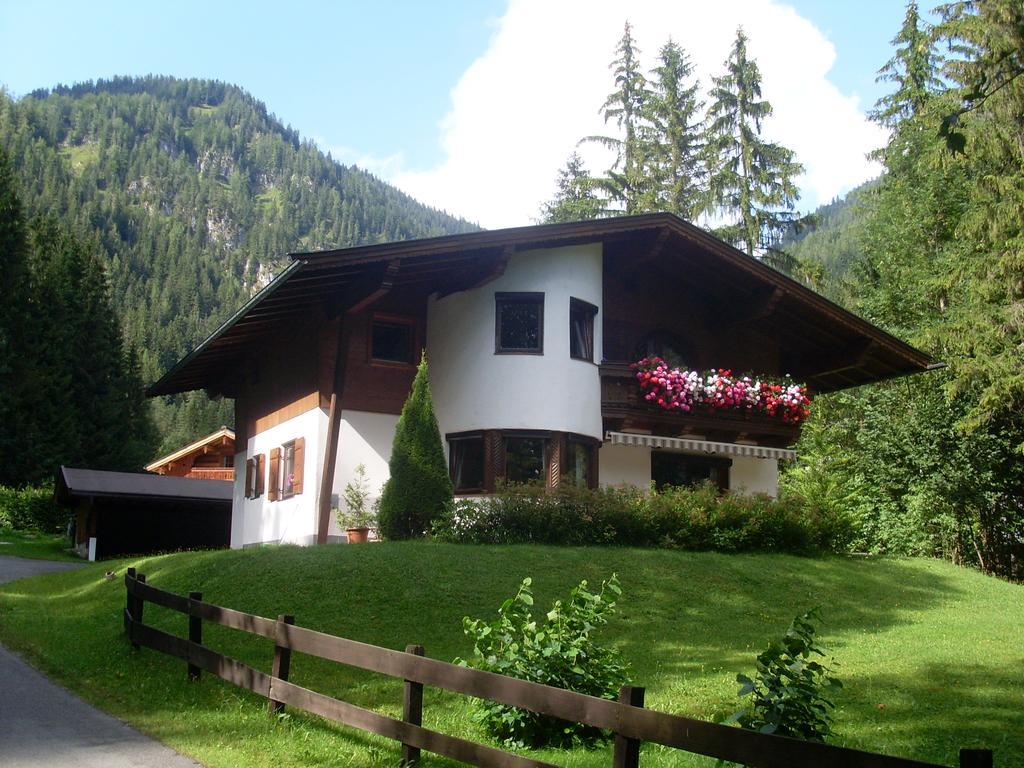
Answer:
[0,556,202,767]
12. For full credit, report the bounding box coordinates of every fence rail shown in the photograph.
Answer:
[122,568,993,768]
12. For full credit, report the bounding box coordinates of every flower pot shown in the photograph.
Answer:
[346,527,370,544]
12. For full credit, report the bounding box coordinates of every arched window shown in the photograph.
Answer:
[634,330,693,368]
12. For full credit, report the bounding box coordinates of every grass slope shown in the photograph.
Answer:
[0,544,1020,768]
[0,528,79,561]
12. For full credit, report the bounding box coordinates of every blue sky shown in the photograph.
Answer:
[0,1,909,226]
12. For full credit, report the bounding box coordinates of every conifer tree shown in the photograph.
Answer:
[378,353,452,540]
[703,28,803,258]
[870,2,942,130]
[540,153,605,223]
[0,148,32,486]
[582,21,652,214]
[643,39,705,218]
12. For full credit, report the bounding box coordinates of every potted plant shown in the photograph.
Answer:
[336,464,376,543]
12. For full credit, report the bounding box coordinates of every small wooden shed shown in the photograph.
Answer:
[56,466,232,559]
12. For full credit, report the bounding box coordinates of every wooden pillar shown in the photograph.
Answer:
[187,591,202,681]
[612,685,645,768]
[316,320,351,545]
[269,614,295,715]
[401,644,425,766]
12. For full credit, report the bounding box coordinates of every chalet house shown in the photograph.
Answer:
[148,214,931,548]
[145,426,236,480]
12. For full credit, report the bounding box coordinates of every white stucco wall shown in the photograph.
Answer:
[231,407,328,548]
[599,442,652,488]
[427,243,603,439]
[729,455,780,497]
[327,410,399,538]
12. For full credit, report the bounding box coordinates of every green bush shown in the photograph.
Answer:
[433,483,835,554]
[726,608,842,741]
[458,575,629,749]
[378,354,453,540]
[0,485,68,533]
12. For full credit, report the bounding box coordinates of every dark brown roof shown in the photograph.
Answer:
[56,466,233,505]
[146,213,932,397]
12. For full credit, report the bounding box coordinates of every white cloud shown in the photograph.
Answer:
[388,0,887,228]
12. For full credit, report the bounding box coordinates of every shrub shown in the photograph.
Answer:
[378,354,453,539]
[0,485,68,533]
[459,575,629,749]
[727,608,842,741]
[433,482,835,554]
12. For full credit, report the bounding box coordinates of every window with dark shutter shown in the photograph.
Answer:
[291,437,305,494]
[244,459,254,499]
[256,453,266,497]
[268,448,281,501]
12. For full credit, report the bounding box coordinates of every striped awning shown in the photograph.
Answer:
[604,431,797,461]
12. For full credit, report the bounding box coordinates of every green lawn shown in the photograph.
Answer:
[0,528,79,561]
[0,544,1020,768]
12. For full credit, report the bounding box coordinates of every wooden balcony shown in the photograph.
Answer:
[599,363,801,448]
[186,468,235,481]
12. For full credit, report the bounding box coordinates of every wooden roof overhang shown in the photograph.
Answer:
[146,214,933,398]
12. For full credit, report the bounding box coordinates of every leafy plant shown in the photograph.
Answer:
[727,608,842,741]
[336,463,376,529]
[458,575,629,749]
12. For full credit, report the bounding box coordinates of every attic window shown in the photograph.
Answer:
[495,292,544,354]
[371,317,414,364]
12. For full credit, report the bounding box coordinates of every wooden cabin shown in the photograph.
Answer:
[145,427,235,480]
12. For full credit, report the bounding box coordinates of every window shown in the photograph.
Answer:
[505,435,546,484]
[449,436,485,493]
[371,318,414,364]
[281,440,297,498]
[244,454,265,499]
[269,438,304,501]
[651,451,730,492]
[495,292,544,354]
[564,437,594,488]
[569,298,598,362]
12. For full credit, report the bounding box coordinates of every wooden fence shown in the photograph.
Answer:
[123,569,993,768]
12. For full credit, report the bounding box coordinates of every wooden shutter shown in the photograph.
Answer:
[244,459,254,499]
[256,453,266,497]
[292,437,305,494]
[268,448,281,501]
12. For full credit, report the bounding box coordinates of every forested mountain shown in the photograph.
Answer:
[0,76,477,453]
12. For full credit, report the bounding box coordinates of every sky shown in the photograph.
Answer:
[0,0,908,228]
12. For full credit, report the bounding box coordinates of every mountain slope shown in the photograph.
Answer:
[0,76,477,453]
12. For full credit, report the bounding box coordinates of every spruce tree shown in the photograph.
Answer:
[704,27,803,258]
[582,21,652,214]
[870,2,942,130]
[540,153,605,223]
[377,353,452,540]
[643,39,705,218]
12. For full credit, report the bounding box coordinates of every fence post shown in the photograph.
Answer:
[124,567,136,636]
[960,749,994,768]
[187,591,202,681]
[401,644,425,767]
[131,573,146,650]
[612,685,645,768]
[268,614,295,716]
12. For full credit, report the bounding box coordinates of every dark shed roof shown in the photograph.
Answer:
[56,466,233,506]
[146,213,933,397]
